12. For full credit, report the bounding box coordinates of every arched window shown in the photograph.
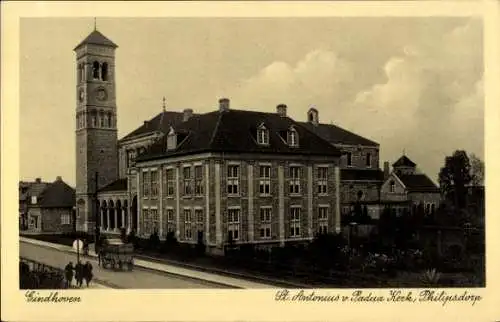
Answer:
[91,111,97,128]
[101,62,108,81]
[107,113,112,128]
[257,124,269,145]
[92,61,100,80]
[100,111,105,127]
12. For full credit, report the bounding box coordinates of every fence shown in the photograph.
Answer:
[19,257,67,289]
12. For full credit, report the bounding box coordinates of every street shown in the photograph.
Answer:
[20,241,230,289]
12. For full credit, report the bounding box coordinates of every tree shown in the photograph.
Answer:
[470,153,484,186]
[439,150,472,209]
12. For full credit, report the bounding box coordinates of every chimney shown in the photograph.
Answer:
[144,120,149,127]
[183,108,193,122]
[219,98,230,112]
[383,161,390,180]
[35,178,41,183]
[277,104,287,117]
[56,176,62,181]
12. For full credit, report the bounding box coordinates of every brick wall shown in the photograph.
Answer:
[41,208,74,233]
[336,145,379,170]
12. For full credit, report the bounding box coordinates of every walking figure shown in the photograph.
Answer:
[83,239,89,256]
[83,261,93,287]
[74,261,84,288]
[64,262,74,288]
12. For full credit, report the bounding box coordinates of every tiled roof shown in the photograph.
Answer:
[98,178,128,193]
[19,181,50,201]
[136,109,342,162]
[119,111,189,142]
[393,155,416,167]
[397,174,439,193]
[341,169,384,181]
[38,179,76,208]
[74,30,118,50]
[300,122,379,147]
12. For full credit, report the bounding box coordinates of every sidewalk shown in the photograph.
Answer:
[20,237,278,289]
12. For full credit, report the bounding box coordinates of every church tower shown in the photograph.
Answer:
[74,28,119,232]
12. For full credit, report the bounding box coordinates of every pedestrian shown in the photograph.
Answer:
[74,261,84,288]
[64,261,74,288]
[83,261,93,287]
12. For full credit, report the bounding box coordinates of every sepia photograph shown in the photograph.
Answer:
[2,1,499,322]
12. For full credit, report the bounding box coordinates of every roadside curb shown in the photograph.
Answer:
[20,237,280,289]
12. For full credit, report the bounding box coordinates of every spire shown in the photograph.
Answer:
[158,97,166,132]
[162,96,166,112]
[403,148,406,156]
[94,17,97,31]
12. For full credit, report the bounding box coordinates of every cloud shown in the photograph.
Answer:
[227,19,483,180]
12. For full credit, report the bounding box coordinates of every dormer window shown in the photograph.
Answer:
[287,127,299,147]
[257,124,269,145]
[166,126,177,151]
[390,181,395,193]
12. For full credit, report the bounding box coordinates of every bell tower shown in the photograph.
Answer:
[74,28,119,232]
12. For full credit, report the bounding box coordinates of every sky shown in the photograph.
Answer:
[20,17,484,187]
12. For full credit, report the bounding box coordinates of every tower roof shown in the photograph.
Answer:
[393,155,416,167]
[74,30,118,50]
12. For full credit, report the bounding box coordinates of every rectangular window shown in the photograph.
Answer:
[290,207,301,237]
[143,171,150,197]
[166,169,175,196]
[227,208,240,241]
[288,130,298,147]
[194,165,204,195]
[183,166,193,196]
[317,167,328,194]
[150,208,159,233]
[257,128,269,145]
[142,208,150,235]
[259,165,271,195]
[150,170,158,198]
[61,214,71,225]
[31,196,37,204]
[366,153,372,167]
[259,207,272,239]
[166,208,175,233]
[347,152,353,167]
[318,206,328,234]
[184,209,192,240]
[289,166,301,194]
[227,165,239,195]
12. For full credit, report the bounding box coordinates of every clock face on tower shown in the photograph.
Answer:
[95,88,108,101]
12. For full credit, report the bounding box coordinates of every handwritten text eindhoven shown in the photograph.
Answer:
[275,290,482,306]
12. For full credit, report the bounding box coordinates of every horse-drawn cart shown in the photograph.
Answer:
[99,239,134,271]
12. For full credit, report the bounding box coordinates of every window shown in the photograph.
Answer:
[166,169,175,196]
[195,208,204,224]
[259,207,272,239]
[366,153,372,167]
[101,62,108,81]
[257,126,269,145]
[107,113,113,128]
[227,165,239,195]
[227,208,240,241]
[150,170,158,198]
[127,150,137,168]
[290,207,301,237]
[143,171,150,197]
[430,203,435,215]
[166,208,175,233]
[31,196,37,204]
[289,166,301,194]
[287,128,298,147]
[195,165,203,195]
[184,209,192,240]
[142,208,150,235]
[346,152,353,167]
[92,61,100,79]
[61,213,71,225]
[150,208,159,233]
[390,181,395,193]
[259,165,271,195]
[91,114,96,127]
[317,167,328,194]
[100,113,105,127]
[318,206,328,234]
[183,167,193,196]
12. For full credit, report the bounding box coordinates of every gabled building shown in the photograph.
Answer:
[19,178,49,230]
[21,177,76,233]
[380,155,441,216]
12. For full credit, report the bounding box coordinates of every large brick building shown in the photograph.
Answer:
[74,28,439,253]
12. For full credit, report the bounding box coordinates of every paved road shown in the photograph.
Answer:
[20,242,231,289]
